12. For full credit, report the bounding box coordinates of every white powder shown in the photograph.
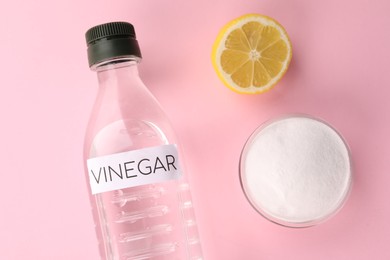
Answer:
[241,116,352,227]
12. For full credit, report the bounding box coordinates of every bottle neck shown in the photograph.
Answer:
[93,57,141,89]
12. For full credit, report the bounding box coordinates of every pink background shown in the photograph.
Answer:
[1,0,390,259]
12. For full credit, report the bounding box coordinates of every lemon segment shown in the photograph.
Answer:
[212,14,292,94]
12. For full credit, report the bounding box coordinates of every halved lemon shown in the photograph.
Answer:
[212,14,292,94]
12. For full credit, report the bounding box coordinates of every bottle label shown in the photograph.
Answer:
[87,144,183,194]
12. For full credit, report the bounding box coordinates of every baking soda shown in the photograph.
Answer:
[240,116,352,227]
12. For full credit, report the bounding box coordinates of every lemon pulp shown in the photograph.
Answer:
[212,14,292,94]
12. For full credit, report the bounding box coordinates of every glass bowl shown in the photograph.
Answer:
[239,115,353,228]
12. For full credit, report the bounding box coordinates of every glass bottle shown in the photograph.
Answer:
[83,22,202,260]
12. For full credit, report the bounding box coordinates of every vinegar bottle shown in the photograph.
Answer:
[83,22,203,260]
